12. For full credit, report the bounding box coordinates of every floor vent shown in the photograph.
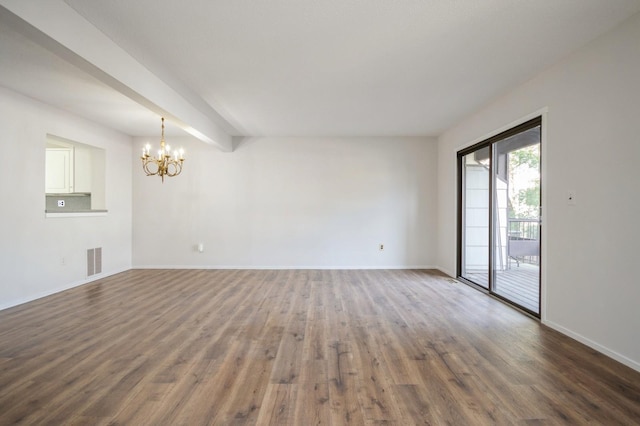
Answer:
[87,247,102,277]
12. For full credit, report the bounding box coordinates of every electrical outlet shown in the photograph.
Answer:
[57,200,65,207]
[567,190,576,206]
[379,244,384,251]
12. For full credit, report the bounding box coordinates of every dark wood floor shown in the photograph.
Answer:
[1,269,639,425]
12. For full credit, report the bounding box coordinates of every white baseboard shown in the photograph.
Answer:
[435,266,455,278]
[0,266,130,312]
[133,264,439,270]
[543,319,640,373]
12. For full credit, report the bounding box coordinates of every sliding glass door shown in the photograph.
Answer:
[460,150,491,289]
[458,118,541,316]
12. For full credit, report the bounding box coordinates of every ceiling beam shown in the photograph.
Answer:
[0,0,233,152]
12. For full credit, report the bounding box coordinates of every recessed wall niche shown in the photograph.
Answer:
[45,134,106,214]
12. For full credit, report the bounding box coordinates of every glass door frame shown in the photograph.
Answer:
[457,117,542,318]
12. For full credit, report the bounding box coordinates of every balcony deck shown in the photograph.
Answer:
[464,263,539,313]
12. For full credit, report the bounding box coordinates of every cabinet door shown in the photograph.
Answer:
[45,148,73,193]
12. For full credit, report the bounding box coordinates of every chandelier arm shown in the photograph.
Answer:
[141,158,155,176]
[165,159,184,177]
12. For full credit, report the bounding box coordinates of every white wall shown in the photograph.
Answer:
[133,136,437,269]
[73,144,92,193]
[0,87,132,310]
[437,13,640,370]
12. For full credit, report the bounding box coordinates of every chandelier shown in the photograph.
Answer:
[141,117,184,182]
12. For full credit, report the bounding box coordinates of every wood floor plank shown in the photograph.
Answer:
[327,340,366,424]
[255,384,297,425]
[292,381,330,425]
[1,269,639,424]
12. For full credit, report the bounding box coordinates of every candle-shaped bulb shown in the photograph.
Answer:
[179,148,184,159]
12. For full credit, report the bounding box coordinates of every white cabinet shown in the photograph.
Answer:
[45,148,74,193]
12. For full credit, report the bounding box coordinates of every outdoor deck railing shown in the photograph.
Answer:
[508,218,540,266]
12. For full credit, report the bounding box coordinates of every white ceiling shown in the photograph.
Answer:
[0,13,163,136]
[2,0,640,142]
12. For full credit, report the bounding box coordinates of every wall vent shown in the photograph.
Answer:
[95,247,102,274]
[87,247,102,277]
[87,248,94,276]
